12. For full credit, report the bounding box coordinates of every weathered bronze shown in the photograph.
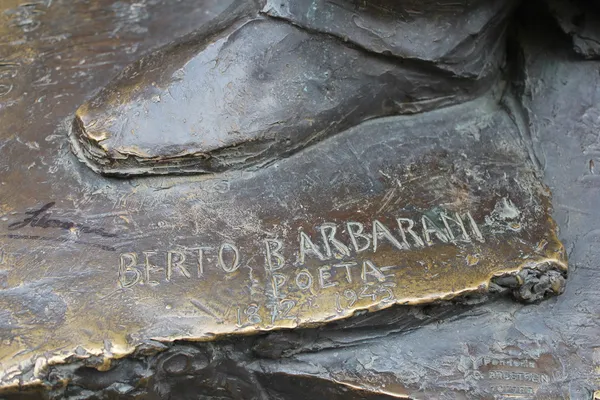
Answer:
[0,82,567,390]
[3,0,600,398]
[69,0,509,176]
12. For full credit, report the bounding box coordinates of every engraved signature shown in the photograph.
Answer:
[8,202,117,238]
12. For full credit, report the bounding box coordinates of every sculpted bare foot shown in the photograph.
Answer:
[70,0,512,176]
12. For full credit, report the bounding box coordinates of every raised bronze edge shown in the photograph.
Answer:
[0,246,567,391]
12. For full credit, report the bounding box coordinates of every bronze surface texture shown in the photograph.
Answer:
[0,0,596,399]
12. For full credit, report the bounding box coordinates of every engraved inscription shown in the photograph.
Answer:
[475,356,553,397]
[117,207,490,287]
[113,202,529,327]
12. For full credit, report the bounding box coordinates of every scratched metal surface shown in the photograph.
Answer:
[0,0,595,399]
[69,0,507,176]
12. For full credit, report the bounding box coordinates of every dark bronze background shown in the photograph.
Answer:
[0,0,596,399]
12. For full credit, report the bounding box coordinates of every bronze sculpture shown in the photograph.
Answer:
[70,0,513,175]
[1,0,599,398]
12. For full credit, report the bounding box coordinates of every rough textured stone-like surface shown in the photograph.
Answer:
[545,0,600,59]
